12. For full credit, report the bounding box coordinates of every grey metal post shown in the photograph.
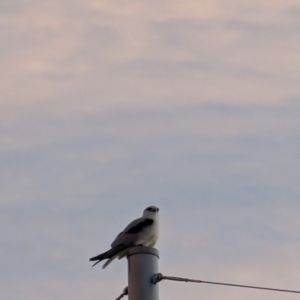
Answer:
[127,247,159,300]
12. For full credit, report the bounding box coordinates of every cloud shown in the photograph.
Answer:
[1,1,300,299]
[1,0,300,115]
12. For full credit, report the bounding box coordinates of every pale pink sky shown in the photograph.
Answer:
[1,1,300,300]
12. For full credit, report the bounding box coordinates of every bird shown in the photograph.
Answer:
[89,205,159,269]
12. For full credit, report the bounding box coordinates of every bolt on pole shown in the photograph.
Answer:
[127,247,159,300]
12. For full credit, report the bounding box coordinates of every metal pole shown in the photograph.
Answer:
[127,247,159,300]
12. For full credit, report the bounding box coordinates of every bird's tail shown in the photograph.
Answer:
[102,248,128,269]
[89,244,129,268]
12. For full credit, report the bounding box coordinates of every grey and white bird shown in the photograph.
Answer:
[89,205,159,268]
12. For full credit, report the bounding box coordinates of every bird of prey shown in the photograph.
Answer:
[89,205,159,269]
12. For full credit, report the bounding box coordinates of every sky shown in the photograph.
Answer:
[1,0,300,299]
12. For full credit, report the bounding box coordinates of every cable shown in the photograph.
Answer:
[153,273,300,294]
[115,286,128,300]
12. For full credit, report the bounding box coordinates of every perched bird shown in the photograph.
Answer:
[89,205,159,268]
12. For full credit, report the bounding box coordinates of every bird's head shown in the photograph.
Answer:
[143,206,159,217]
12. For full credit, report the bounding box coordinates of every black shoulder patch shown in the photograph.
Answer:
[126,219,154,234]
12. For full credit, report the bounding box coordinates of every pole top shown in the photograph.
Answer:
[127,246,159,258]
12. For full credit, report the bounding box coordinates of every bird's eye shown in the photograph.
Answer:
[146,206,159,212]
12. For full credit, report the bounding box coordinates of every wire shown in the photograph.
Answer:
[153,273,300,294]
[115,286,128,300]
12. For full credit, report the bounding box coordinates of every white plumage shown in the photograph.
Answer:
[89,205,159,268]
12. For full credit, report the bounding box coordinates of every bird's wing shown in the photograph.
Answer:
[123,217,154,233]
[111,217,154,248]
